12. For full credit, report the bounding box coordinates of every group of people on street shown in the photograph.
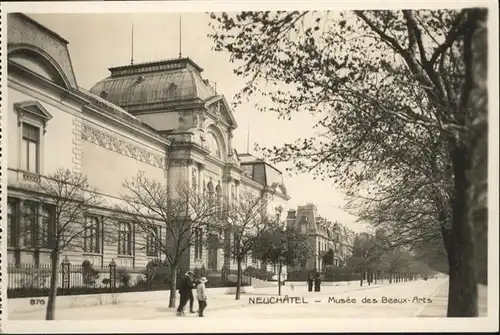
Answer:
[176,270,208,317]
[307,273,322,292]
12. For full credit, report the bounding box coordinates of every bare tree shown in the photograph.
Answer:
[23,168,104,320]
[117,171,217,308]
[222,190,269,300]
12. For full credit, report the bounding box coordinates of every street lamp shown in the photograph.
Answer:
[61,256,71,292]
[109,259,117,292]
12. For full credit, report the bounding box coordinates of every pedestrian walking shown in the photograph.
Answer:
[177,270,195,316]
[196,277,208,317]
[290,282,295,291]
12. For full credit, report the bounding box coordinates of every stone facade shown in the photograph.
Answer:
[287,204,356,272]
[6,13,290,280]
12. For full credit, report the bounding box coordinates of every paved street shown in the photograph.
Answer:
[9,278,484,320]
[200,279,449,319]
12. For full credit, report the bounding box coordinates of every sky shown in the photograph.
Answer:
[28,12,367,233]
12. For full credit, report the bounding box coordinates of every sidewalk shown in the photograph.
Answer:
[9,290,258,320]
[415,282,488,317]
[8,282,388,320]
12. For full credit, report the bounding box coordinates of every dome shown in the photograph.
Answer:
[89,58,217,109]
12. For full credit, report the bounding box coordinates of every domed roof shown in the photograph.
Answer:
[89,58,217,109]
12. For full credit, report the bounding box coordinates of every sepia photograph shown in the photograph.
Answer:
[0,1,498,333]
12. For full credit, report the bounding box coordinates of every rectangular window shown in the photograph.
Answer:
[118,222,132,256]
[21,201,37,247]
[7,199,19,247]
[84,216,100,253]
[11,200,53,249]
[194,228,203,259]
[38,204,53,248]
[146,226,159,257]
[22,123,40,173]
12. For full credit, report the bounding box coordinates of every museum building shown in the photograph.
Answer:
[5,13,290,281]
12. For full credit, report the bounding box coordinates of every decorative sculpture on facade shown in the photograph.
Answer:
[81,123,166,169]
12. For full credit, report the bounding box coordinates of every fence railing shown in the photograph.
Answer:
[287,271,363,282]
[8,259,251,298]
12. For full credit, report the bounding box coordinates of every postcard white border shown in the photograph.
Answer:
[1,0,498,333]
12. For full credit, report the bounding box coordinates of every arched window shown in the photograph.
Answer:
[207,181,215,205]
[207,181,214,195]
[207,132,221,159]
[118,222,132,255]
[9,50,69,88]
[167,83,179,99]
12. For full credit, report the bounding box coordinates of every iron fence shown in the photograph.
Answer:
[8,260,251,298]
[287,270,363,282]
[193,266,251,287]
[7,259,147,297]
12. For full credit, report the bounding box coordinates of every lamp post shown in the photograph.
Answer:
[61,256,71,292]
[109,259,117,292]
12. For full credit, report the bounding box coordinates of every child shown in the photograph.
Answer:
[196,277,208,317]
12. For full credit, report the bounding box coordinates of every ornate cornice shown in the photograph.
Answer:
[82,123,166,169]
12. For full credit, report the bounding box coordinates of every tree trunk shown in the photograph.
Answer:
[360,269,363,287]
[235,258,242,300]
[468,7,488,287]
[168,265,178,308]
[446,9,488,317]
[45,250,59,320]
[447,143,478,317]
[277,262,283,296]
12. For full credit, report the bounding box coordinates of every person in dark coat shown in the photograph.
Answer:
[314,274,322,292]
[177,271,195,316]
[307,274,313,292]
